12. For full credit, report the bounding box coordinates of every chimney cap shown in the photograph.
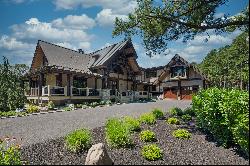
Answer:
[78,49,84,54]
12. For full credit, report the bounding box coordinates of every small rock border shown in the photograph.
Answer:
[0,103,123,120]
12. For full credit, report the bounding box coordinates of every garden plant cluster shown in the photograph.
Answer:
[0,88,249,164]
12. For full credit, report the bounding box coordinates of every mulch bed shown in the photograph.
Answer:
[20,115,249,165]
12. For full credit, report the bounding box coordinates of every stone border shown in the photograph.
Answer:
[0,103,123,120]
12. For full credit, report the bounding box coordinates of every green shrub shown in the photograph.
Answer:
[0,139,21,165]
[75,104,82,108]
[181,114,192,122]
[169,107,183,116]
[65,128,92,152]
[26,105,39,113]
[82,102,89,106]
[90,102,99,108]
[152,108,164,119]
[140,130,156,142]
[140,113,156,125]
[63,107,72,111]
[141,144,163,161]
[105,100,112,105]
[172,129,191,139]
[183,107,195,117]
[167,117,180,125]
[81,105,88,109]
[0,111,16,117]
[16,112,27,117]
[105,118,132,148]
[99,101,106,105]
[192,87,249,155]
[47,101,55,110]
[123,116,141,132]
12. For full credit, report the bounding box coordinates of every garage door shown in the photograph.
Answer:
[163,87,177,99]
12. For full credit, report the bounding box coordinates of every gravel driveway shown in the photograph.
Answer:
[0,100,191,146]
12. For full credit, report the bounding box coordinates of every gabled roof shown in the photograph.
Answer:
[91,40,130,67]
[31,39,139,75]
[153,54,208,85]
[37,40,95,74]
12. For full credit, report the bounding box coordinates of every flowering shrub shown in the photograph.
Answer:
[0,136,21,165]
[26,104,39,113]
[47,101,55,110]
[192,88,249,156]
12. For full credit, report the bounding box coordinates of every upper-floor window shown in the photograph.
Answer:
[170,66,187,78]
[146,70,157,78]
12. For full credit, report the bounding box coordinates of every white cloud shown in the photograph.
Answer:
[53,0,137,14]
[214,12,225,19]
[52,14,96,30]
[0,35,35,65]
[96,9,127,27]
[0,35,33,50]
[11,18,93,43]
[0,14,96,64]
[52,0,137,27]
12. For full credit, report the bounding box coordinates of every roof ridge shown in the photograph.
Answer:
[88,39,129,55]
[38,40,88,55]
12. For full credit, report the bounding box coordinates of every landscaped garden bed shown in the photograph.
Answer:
[19,110,248,165]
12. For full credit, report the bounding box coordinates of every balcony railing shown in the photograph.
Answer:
[71,87,102,97]
[27,85,152,100]
[42,85,67,96]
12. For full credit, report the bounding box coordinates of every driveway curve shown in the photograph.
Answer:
[0,100,191,146]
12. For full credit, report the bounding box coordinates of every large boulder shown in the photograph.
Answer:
[85,143,113,165]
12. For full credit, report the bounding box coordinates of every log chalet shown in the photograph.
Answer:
[25,39,208,105]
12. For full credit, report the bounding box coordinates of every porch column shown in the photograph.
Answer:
[38,73,44,96]
[67,74,71,96]
[177,79,181,100]
[95,77,97,89]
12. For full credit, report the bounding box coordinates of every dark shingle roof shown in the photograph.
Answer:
[91,40,129,67]
[153,54,208,85]
[35,40,133,75]
[39,40,95,74]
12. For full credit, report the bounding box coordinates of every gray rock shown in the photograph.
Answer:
[85,143,113,165]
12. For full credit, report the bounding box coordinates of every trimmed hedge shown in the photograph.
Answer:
[192,87,249,156]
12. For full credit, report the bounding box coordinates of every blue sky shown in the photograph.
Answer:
[0,0,248,68]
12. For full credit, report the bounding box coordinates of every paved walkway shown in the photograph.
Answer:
[0,100,191,146]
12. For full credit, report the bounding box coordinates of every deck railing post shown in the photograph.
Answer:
[86,87,89,96]
[64,86,67,96]
[48,85,50,96]
[70,86,73,96]
[42,87,44,96]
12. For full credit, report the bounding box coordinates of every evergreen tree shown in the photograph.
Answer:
[0,57,27,112]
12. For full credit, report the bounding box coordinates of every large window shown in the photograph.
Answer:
[146,70,157,78]
[56,73,62,86]
[170,66,186,78]
[73,76,87,88]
